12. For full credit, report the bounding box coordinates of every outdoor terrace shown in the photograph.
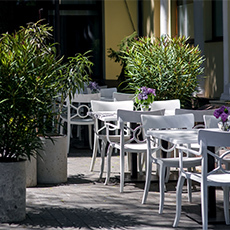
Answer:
[1,139,229,230]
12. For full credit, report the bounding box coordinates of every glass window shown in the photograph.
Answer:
[177,0,194,41]
[0,0,103,82]
[212,0,223,40]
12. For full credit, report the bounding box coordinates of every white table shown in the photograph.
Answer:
[146,128,220,222]
[88,111,117,122]
[146,129,198,146]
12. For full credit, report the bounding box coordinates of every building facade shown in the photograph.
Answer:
[0,0,229,100]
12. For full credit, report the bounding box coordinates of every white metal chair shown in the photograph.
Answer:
[113,92,135,101]
[90,100,134,177]
[105,109,165,192]
[175,108,216,129]
[203,114,221,128]
[100,87,117,101]
[203,114,230,169]
[141,114,202,214]
[173,129,230,230]
[151,99,180,115]
[60,93,101,153]
[175,108,217,155]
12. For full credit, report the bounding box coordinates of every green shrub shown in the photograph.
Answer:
[109,34,205,107]
[0,21,92,161]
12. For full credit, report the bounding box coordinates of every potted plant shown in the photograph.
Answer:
[36,49,93,185]
[109,34,205,108]
[0,20,92,221]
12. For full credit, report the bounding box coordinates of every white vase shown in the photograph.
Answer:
[141,105,150,111]
[0,160,26,222]
[37,135,68,184]
[218,121,230,131]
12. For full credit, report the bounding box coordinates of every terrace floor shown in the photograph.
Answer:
[0,139,229,230]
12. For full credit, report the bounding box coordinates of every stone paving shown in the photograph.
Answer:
[0,145,229,230]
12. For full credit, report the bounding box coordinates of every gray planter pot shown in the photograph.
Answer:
[26,157,37,187]
[37,135,67,184]
[0,160,26,222]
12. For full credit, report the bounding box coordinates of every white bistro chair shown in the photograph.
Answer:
[173,129,230,230]
[60,93,100,153]
[175,108,216,129]
[151,99,180,115]
[204,114,230,169]
[90,100,134,178]
[113,92,135,101]
[203,114,221,128]
[105,109,165,192]
[100,87,117,101]
[141,114,202,214]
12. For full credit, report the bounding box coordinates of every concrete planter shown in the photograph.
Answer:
[26,157,37,187]
[37,135,67,184]
[0,160,26,222]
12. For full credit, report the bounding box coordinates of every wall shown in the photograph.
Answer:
[203,0,223,99]
[104,0,138,82]
[204,42,223,98]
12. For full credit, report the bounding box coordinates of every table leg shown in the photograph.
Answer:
[131,153,138,178]
[207,146,216,218]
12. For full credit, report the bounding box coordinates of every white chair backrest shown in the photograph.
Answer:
[203,115,221,128]
[151,99,180,115]
[113,92,135,101]
[198,129,230,175]
[117,109,165,144]
[64,93,100,120]
[91,100,133,112]
[100,87,117,100]
[66,93,101,104]
[117,109,165,123]
[141,113,194,133]
[175,108,216,123]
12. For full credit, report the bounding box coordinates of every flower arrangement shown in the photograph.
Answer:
[135,86,156,110]
[214,105,230,131]
[87,81,100,93]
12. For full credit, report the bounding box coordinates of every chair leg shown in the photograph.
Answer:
[141,152,146,172]
[67,122,71,154]
[99,140,106,179]
[104,145,113,185]
[142,157,153,204]
[173,175,185,227]
[164,166,170,183]
[223,186,230,225]
[127,152,131,172]
[90,134,98,171]
[159,164,166,214]
[60,120,64,135]
[138,153,143,174]
[201,182,208,230]
[88,124,93,150]
[187,168,192,203]
[120,149,125,193]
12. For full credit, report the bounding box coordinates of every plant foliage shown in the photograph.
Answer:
[109,34,205,107]
[0,21,92,161]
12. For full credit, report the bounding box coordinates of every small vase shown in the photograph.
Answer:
[218,121,230,131]
[141,105,150,111]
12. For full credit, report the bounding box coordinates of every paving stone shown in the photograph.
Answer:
[0,145,229,229]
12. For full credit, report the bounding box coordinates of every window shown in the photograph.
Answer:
[212,0,223,40]
[177,0,194,43]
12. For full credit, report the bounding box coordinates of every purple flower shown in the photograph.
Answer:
[221,112,228,122]
[147,88,156,96]
[213,105,230,123]
[135,86,156,109]
[213,110,221,119]
[87,81,100,93]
